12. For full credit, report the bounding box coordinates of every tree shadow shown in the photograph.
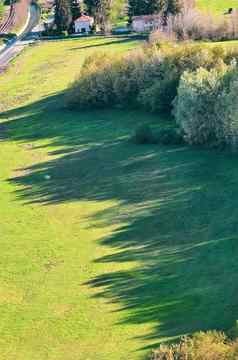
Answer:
[67,35,146,51]
[2,94,238,354]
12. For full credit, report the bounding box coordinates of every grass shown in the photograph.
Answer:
[0,0,8,25]
[197,0,238,14]
[0,0,5,18]
[1,35,238,360]
[0,2,3,20]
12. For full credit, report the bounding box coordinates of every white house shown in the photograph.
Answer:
[132,15,162,32]
[74,15,94,34]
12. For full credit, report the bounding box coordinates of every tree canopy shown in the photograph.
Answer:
[55,0,73,31]
[128,0,182,21]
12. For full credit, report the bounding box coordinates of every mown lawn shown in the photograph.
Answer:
[1,35,238,360]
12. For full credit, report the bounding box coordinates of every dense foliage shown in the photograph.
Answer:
[70,0,81,22]
[128,0,182,23]
[66,42,238,150]
[174,63,238,149]
[84,0,112,32]
[55,0,73,31]
[66,43,231,110]
[54,0,81,32]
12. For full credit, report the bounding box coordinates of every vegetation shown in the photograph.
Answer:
[51,0,238,35]
[0,36,162,360]
[84,0,112,32]
[2,3,238,359]
[128,0,181,22]
[66,40,238,150]
[152,331,238,359]
[151,6,238,42]
[0,0,4,20]
[65,42,231,110]
[55,0,73,32]
[174,63,238,149]
[70,0,81,22]
[197,0,238,15]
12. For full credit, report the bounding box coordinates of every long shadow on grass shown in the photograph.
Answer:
[2,95,238,353]
[68,35,146,51]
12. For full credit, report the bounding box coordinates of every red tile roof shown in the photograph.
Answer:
[132,15,161,21]
[75,15,93,22]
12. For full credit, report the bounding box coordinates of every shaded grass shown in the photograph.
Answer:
[1,35,238,360]
[2,93,238,358]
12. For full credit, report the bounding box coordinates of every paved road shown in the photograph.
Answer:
[0,3,40,72]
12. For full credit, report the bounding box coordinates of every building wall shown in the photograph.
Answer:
[75,21,91,33]
[132,20,145,32]
[132,18,161,32]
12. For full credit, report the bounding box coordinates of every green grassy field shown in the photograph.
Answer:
[1,36,238,360]
[0,0,7,24]
[197,0,238,14]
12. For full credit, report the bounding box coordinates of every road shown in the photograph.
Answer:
[0,3,40,72]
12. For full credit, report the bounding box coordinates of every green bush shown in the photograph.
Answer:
[138,71,178,113]
[132,124,155,144]
[151,331,238,360]
[132,125,183,146]
[174,62,238,149]
[66,53,117,109]
[215,73,238,151]
[66,51,148,109]
[138,45,227,113]
[228,321,238,340]
[66,43,238,151]
[157,127,184,145]
[66,43,238,113]
[41,29,63,37]
[173,66,225,146]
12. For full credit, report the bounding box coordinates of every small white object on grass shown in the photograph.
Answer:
[44,175,51,180]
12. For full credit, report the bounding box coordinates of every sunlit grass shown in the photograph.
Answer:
[197,0,238,14]
[1,34,238,360]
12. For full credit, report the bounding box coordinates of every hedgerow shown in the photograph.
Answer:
[66,42,238,150]
[66,43,233,112]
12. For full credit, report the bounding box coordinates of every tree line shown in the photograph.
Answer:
[54,0,182,33]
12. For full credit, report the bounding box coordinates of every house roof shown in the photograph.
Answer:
[132,15,161,21]
[75,15,93,22]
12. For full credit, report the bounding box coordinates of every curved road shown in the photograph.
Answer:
[0,3,40,71]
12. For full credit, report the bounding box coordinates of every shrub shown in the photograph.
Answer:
[215,72,238,150]
[66,43,238,120]
[41,29,63,37]
[112,51,147,106]
[157,127,184,145]
[132,125,183,146]
[66,49,152,109]
[228,321,238,340]
[150,6,238,42]
[138,69,178,113]
[151,331,238,360]
[174,62,238,149]
[66,52,118,109]
[173,66,225,146]
[138,44,230,113]
[132,124,155,144]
